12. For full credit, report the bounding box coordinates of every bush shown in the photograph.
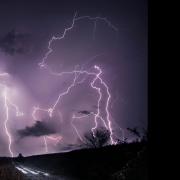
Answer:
[82,128,110,148]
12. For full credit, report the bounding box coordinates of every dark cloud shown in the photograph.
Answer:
[0,29,31,55]
[17,120,57,138]
[78,110,91,115]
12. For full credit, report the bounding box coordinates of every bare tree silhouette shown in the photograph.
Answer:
[127,127,141,142]
[83,128,110,148]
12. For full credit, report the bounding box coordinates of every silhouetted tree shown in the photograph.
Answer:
[116,137,128,144]
[141,128,148,142]
[18,153,23,158]
[16,153,24,163]
[127,127,141,139]
[83,128,110,148]
[127,127,148,142]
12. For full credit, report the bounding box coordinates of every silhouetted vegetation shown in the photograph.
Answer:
[82,128,110,148]
[0,128,148,180]
[12,141,147,180]
[127,127,141,138]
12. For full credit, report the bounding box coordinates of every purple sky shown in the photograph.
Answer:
[0,0,147,157]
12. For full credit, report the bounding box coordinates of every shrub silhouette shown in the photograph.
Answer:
[17,153,23,158]
[82,128,110,148]
[16,153,24,163]
[127,127,148,142]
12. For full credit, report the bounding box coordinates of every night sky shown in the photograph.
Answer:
[0,0,147,157]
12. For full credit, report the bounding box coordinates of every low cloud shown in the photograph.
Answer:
[17,120,57,138]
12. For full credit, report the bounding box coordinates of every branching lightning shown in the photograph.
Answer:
[32,106,49,152]
[46,135,63,145]
[32,106,63,152]
[37,66,116,144]
[36,12,120,148]
[0,73,23,157]
[0,12,121,157]
[39,12,118,69]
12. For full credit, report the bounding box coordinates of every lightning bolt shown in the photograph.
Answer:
[46,135,63,146]
[37,65,116,145]
[93,65,114,144]
[0,73,24,157]
[0,13,120,156]
[3,88,13,157]
[71,115,84,142]
[32,106,50,153]
[110,92,126,142]
[43,136,48,153]
[32,106,63,152]
[7,100,24,117]
[39,12,118,69]
[35,12,120,152]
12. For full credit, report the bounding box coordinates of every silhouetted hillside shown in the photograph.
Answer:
[12,141,147,180]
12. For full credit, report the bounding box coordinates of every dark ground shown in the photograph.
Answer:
[0,142,147,180]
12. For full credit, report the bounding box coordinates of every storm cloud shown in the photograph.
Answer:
[17,120,58,138]
[0,29,31,55]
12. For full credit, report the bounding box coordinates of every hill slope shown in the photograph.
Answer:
[12,142,147,180]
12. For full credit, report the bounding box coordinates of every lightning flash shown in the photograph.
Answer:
[0,12,121,156]
[37,13,119,147]
[0,73,23,157]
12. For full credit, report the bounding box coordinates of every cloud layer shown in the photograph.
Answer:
[17,120,57,138]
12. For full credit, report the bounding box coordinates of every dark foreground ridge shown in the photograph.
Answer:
[0,141,147,180]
